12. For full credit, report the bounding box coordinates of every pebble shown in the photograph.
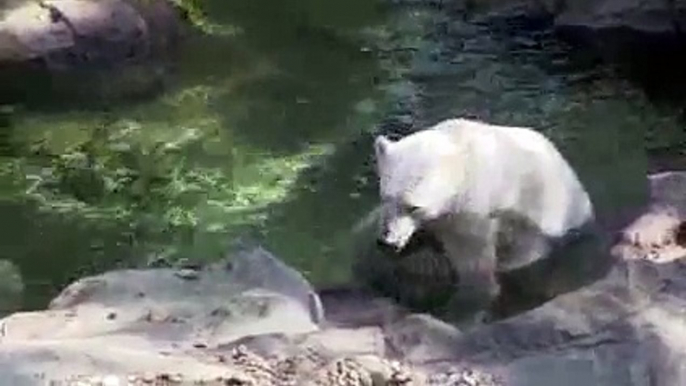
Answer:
[174,268,200,280]
[102,375,121,386]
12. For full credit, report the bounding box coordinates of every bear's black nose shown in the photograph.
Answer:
[376,237,395,253]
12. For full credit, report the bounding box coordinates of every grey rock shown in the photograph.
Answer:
[0,0,179,67]
[0,0,182,102]
[0,247,321,384]
[228,245,326,326]
[551,0,686,38]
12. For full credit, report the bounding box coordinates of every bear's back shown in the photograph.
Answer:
[432,118,593,236]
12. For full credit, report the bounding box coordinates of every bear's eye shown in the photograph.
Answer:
[406,204,422,215]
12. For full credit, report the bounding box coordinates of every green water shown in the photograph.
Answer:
[0,0,405,309]
[0,1,684,312]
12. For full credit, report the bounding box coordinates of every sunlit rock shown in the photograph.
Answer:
[0,0,183,104]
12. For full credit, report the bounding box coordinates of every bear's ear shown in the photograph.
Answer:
[374,135,393,160]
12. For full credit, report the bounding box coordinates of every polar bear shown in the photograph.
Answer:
[372,117,595,319]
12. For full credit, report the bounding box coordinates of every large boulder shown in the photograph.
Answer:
[550,0,686,88]
[460,0,686,94]
[0,0,183,104]
[552,0,685,35]
[0,246,325,384]
[466,0,686,38]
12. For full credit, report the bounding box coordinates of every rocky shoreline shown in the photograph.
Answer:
[0,170,682,385]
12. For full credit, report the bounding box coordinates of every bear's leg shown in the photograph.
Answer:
[440,218,500,324]
[497,225,552,272]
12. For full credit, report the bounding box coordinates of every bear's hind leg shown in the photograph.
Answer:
[498,227,552,273]
[441,218,500,325]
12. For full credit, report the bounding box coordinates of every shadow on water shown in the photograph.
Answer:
[206,32,381,154]
[0,202,137,309]
[201,0,387,154]
[244,134,380,285]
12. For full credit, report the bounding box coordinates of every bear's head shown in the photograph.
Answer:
[373,131,459,252]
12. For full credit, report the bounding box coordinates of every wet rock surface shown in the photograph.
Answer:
[456,0,686,40]
[443,0,686,98]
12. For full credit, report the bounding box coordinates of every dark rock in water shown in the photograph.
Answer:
[397,227,446,258]
[459,0,686,41]
[457,0,686,98]
[676,221,686,247]
[351,212,460,315]
[351,204,614,325]
[552,23,686,99]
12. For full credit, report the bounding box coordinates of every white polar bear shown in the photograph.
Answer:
[373,117,595,318]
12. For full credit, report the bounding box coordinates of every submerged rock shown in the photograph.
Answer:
[463,0,686,38]
[453,0,686,96]
[0,0,183,104]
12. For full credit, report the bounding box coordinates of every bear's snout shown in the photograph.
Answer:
[376,236,400,253]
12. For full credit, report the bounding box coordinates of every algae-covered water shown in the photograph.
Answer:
[0,0,684,311]
[0,0,413,309]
